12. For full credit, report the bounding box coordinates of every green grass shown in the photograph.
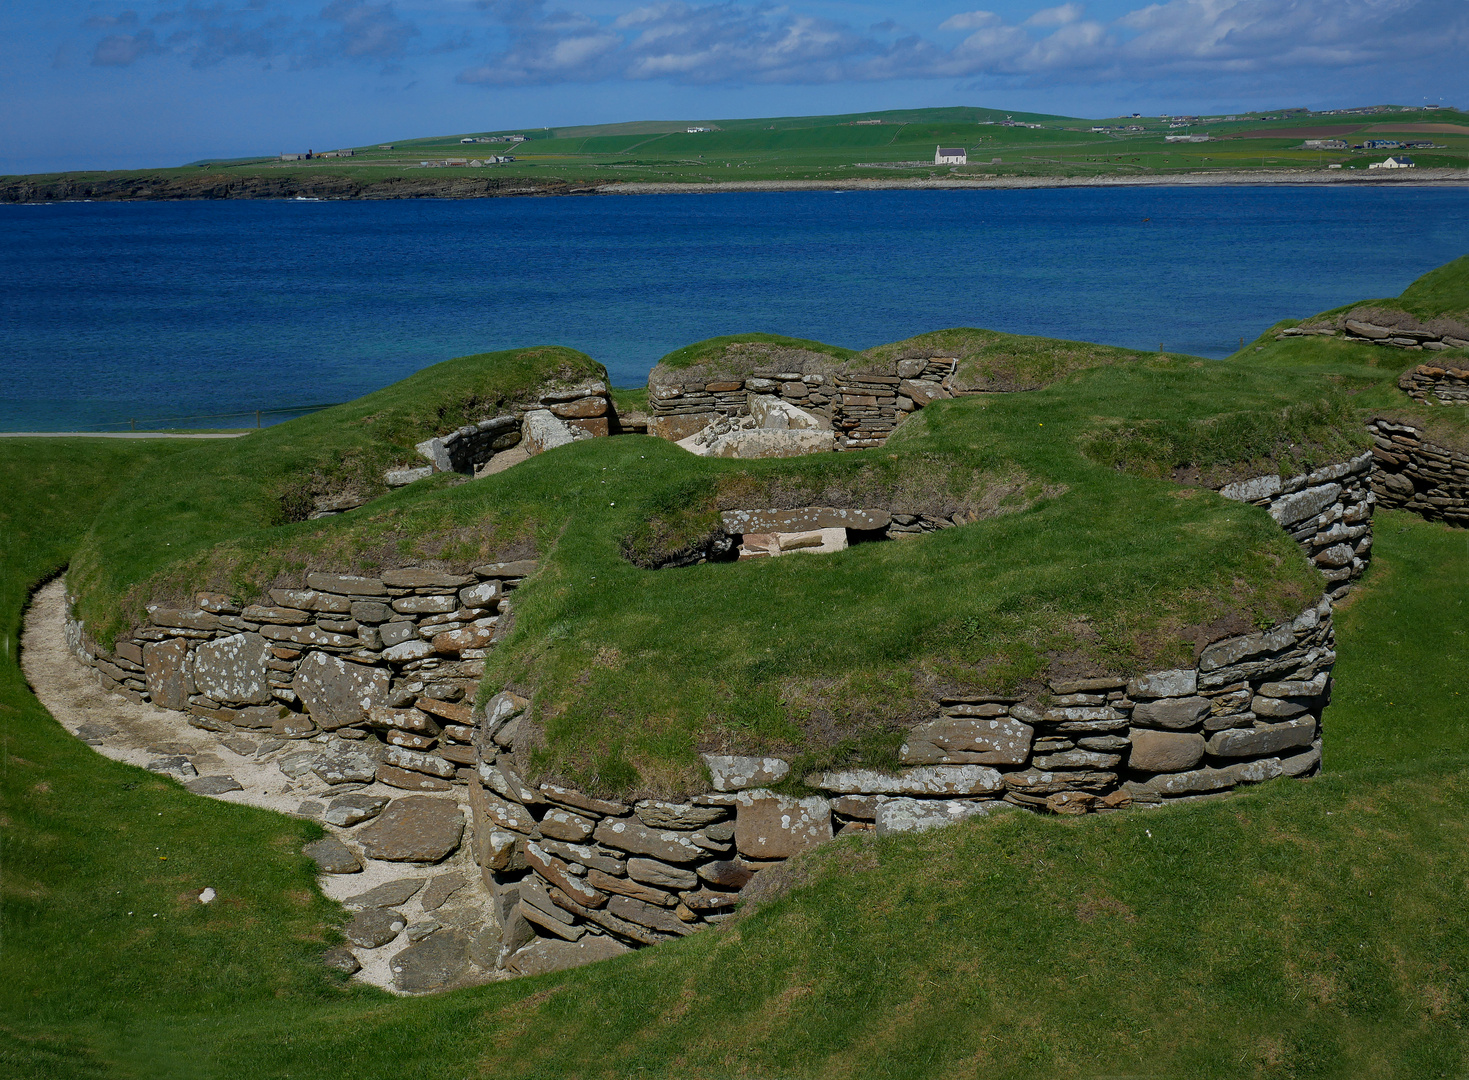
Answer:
[64,345,602,646]
[653,333,859,371]
[7,452,1469,1075]
[12,260,1469,1073]
[0,440,363,1078]
[8,106,1466,194]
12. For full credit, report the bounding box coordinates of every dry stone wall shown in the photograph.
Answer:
[1277,311,1469,352]
[1217,451,1375,599]
[649,358,957,451]
[468,595,1331,963]
[66,454,1377,978]
[399,379,613,485]
[1398,363,1469,406]
[65,561,539,795]
[1368,417,1469,526]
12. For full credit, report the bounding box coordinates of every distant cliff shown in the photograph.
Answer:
[0,170,591,202]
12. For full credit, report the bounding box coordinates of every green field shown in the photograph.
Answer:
[5,260,1469,1077]
[5,104,1467,196]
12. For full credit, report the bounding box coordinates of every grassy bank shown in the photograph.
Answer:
[6,441,1469,1075]
[66,331,1393,797]
[5,106,1466,200]
[8,255,1469,1073]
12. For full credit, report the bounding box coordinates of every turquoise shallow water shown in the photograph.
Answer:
[2,186,1468,430]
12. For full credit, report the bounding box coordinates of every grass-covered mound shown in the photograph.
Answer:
[69,328,1386,799]
[861,327,1149,393]
[66,345,603,644]
[8,444,1469,1075]
[1248,256,1469,454]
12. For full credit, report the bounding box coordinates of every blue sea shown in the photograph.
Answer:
[3,186,1468,431]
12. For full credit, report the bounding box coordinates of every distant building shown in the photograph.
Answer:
[279,153,307,161]
[378,145,393,150]
[1302,139,1348,150]
[1369,156,1416,169]
[935,146,967,165]
[1364,139,1404,149]
[1165,134,1211,143]
[687,127,713,133]
[461,138,476,144]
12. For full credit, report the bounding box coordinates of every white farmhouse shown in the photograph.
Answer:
[1369,156,1417,169]
[935,146,967,165]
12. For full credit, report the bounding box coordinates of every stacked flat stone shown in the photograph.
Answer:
[1398,364,1469,405]
[647,357,958,450]
[407,380,612,480]
[1218,452,1375,599]
[1337,318,1469,352]
[1276,313,1469,353]
[469,593,1332,964]
[1369,418,1469,526]
[65,561,537,791]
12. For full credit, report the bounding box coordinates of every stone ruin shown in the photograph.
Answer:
[1277,310,1469,352]
[648,351,957,456]
[59,443,1384,983]
[392,379,615,487]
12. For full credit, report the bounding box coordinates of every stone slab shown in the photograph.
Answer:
[734,791,832,858]
[899,716,1033,766]
[356,796,464,862]
[392,929,470,992]
[293,652,391,730]
[874,798,1006,837]
[813,765,1004,796]
[143,638,190,711]
[1128,729,1205,773]
[192,633,272,706]
[701,754,791,792]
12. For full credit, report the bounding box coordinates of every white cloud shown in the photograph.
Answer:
[938,10,1002,31]
[1024,3,1084,27]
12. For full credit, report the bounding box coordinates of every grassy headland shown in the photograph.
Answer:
[4,105,1467,202]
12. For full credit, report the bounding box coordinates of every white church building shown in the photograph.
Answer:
[934,146,967,165]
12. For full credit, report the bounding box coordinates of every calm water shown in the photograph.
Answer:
[3,186,1468,431]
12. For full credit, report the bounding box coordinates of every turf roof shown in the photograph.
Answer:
[66,258,1469,797]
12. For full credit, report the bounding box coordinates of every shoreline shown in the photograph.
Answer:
[597,169,1469,195]
[2,167,1467,204]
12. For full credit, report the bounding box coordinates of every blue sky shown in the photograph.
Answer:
[4,0,1465,173]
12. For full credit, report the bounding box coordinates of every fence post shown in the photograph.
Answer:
[256,410,261,429]
[130,418,135,432]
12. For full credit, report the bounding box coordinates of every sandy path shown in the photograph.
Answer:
[20,578,503,993]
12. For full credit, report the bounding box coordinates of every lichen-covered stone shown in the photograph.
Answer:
[701,754,790,792]
[813,765,1003,796]
[357,796,464,862]
[143,637,189,710]
[873,798,1005,836]
[192,632,272,706]
[293,652,391,730]
[899,716,1033,766]
[733,791,832,858]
